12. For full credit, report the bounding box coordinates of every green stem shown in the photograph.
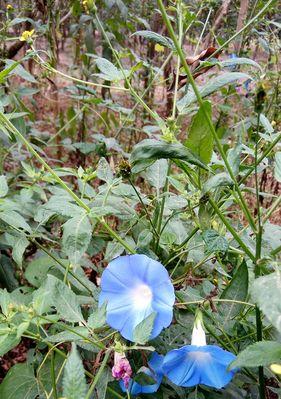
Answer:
[33,238,92,294]
[85,350,111,399]
[155,160,172,251]
[254,112,266,399]
[176,298,255,307]
[50,350,58,399]
[0,112,135,254]
[157,0,256,234]
[93,12,166,134]
[128,177,159,238]
[209,198,255,261]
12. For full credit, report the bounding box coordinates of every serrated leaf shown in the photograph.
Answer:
[251,272,281,332]
[25,255,55,287]
[219,260,248,324]
[46,327,89,343]
[133,312,156,344]
[203,172,233,193]
[230,341,281,369]
[0,363,39,399]
[131,139,208,173]
[132,30,175,50]
[96,157,114,183]
[178,72,251,112]
[62,213,92,265]
[0,175,8,197]
[202,229,229,254]
[63,343,87,399]
[0,210,31,233]
[4,233,29,267]
[88,303,107,329]
[0,329,20,357]
[142,159,168,190]
[95,57,129,81]
[47,275,85,323]
[5,60,37,83]
[185,101,213,164]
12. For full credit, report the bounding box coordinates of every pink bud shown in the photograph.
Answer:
[112,354,132,389]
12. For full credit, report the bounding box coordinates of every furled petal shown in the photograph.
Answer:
[120,353,164,395]
[99,254,175,341]
[163,345,236,389]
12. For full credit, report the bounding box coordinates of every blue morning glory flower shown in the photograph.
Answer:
[162,319,237,389]
[120,352,164,395]
[99,254,175,341]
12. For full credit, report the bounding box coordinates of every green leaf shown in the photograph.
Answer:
[227,140,242,176]
[62,213,92,265]
[142,159,168,190]
[0,363,39,399]
[133,312,156,344]
[220,57,262,71]
[46,275,85,323]
[203,172,233,193]
[260,114,274,134]
[219,260,248,324]
[202,229,229,254]
[131,139,208,173]
[251,272,281,332]
[46,327,89,343]
[0,210,31,233]
[4,233,29,267]
[0,255,19,291]
[25,255,55,287]
[87,303,107,329]
[230,341,281,369]
[96,157,114,183]
[95,57,129,81]
[178,72,251,112]
[185,101,213,164]
[0,175,8,197]
[132,30,175,50]
[0,328,20,357]
[0,61,20,83]
[63,343,87,399]
[274,152,281,182]
[5,60,37,83]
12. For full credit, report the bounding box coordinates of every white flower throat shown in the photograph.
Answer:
[132,283,153,309]
[191,320,207,346]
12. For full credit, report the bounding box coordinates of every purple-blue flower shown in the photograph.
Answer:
[99,254,175,341]
[120,352,164,395]
[162,319,237,389]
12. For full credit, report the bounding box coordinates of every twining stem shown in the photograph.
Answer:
[254,111,266,399]
[0,112,135,254]
[157,0,263,235]
[85,350,111,399]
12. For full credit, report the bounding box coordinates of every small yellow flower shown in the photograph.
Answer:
[6,4,13,10]
[20,29,35,42]
[270,364,281,375]
[155,43,165,52]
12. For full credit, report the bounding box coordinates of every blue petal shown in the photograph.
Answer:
[99,254,175,341]
[163,345,236,389]
[120,353,164,395]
